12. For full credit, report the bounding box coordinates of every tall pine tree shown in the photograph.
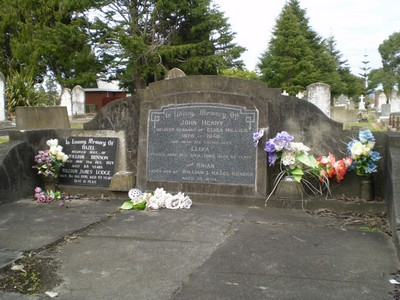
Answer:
[323,35,363,97]
[258,0,338,95]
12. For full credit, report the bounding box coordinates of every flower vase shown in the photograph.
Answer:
[43,177,59,193]
[274,175,303,200]
[360,176,374,201]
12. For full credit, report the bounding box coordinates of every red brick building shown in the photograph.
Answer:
[83,80,128,112]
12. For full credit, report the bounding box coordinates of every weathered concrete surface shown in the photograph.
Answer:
[0,199,118,268]
[15,107,70,129]
[0,200,398,299]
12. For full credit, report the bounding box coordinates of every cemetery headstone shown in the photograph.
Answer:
[146,103,258,185]
[59,136,118,187]
[60,88,72,116]
[165,68,186,79]
[72,85,85,116]
[358,95,366,110]
[307,83,331,117]
[391,92,400,113]
[0,72,5,121]
[381,104,391,117]
[337,94,348,106]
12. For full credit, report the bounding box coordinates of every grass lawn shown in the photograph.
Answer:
[0,137,9,144]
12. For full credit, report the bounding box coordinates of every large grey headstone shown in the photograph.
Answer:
[60,88,72,116]
[147,103,258,185]
[72,85,85,116]
[0,72,5,121]
[307,83,331,117]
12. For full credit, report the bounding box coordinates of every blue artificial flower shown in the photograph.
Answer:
[366,161,378,173]
[346,140,355,155]
[347,161,356,172]
[358,129,375,143]
[370,150,381,162]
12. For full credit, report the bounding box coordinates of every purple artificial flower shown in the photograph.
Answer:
[267,152,278,166]
[264,139,276,153]
[273,131,294,151]
[252,129,264,147]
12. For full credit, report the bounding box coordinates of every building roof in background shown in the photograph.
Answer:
[83,80,127,92]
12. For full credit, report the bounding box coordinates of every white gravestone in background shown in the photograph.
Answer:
[306,83,331,117]
[0,72,6,121]
[60,88,72,116]
[390,92,400,113]
[72,85,85,116]
[336,94,348,106]
[358,95,366,110]
[377,92,387,113]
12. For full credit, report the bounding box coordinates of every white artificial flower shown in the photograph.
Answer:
[350,142,363,159]
[46,139,59,148]
[362,145,371,157]
[289,142,310,153]
[281,153,296,166]
[50,145,63,156]
[61,154,69,162]
[367,141,375,150]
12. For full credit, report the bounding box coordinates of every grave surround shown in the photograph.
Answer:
[136,76,271,203]
[134,76,386,204]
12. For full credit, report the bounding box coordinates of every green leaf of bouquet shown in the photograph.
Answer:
[120,201,134,210]
[293,174,302,182]
[307,155,318,168]
[132,201,147,210]
[290,168,304,176]
[296,153,317,168]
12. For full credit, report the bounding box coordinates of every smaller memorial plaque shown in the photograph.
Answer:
[147,104,258,185]
[59,137,118,187]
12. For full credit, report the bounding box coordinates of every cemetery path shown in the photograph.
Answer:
[0,199,399,299]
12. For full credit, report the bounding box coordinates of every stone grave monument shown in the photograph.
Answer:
[72,85,85,116]
[60,88,72,116]
[307,83,331,117]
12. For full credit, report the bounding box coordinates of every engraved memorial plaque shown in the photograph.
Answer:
[59,137,118,187]
[147,104,258,185]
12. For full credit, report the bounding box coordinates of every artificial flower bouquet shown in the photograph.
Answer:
[316,153,352,183]
[33,139,69,179]
[121,188,192,211]
[253,128,381,202]
[346,129,381,176]
[253,130,318,183]
[32,139,68,204]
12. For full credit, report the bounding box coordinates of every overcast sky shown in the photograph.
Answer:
[214,0,400,75]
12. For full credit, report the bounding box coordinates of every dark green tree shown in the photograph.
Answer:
[257,0,343,95]
[324,35,363,97]
[93,0,245,91]
[0,0,103,89]
[374,31,400,101]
